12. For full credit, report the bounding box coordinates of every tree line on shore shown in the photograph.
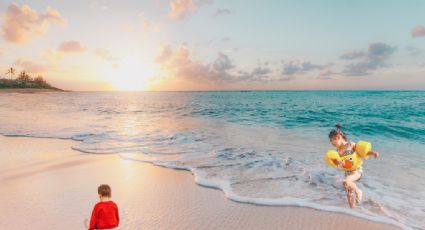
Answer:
[0,67,57,89]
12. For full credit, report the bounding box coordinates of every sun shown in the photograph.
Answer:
[107,57,155,91]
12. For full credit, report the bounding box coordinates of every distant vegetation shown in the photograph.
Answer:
[0,67,61,90]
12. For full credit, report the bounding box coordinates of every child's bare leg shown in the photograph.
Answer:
[345,188,354,208]
[343,172,362,208]
[355,188,362,205]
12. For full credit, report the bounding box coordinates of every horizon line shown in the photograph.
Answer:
[65,89,425,92]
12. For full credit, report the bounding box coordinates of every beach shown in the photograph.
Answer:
[0,135,400,229]
[2,0,424,229]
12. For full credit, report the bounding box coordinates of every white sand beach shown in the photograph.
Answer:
[0,135,400,230]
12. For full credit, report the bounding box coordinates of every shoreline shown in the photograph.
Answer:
[0,134,401,229]
[0,88,67,94]
[1,89,424,94]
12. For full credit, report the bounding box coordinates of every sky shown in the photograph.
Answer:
[0,0,424,91]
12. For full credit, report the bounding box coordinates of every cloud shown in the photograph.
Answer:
[251,66,271,76]
[155,43,212,82]
[340,42,395,76]
[213,8,231,17]
[368,42,395,60]
[14,58,48,73]
[155,44,174,63]
[339,51,366,60]
[168,0,212,20]
[233,66,273,82]
[281,60,325,75]
[168,0,197,20]
[1,3,65,43]
[411,25,425,38]
[154,44,331,87]
[155,44,280,84]
[317,69,338,80]
[58,40,87,53]
[212,52,235,72]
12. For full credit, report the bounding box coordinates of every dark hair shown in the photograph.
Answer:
[98,184,111,197]
[328,124,347,140]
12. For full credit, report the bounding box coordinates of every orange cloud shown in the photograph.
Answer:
[411,25,425,38]
[168,0,211,20]
[154,44,277,87]
[1,3,65,43]
[168,0,197,20]
[58,40,87,53]
[155,44,210,82]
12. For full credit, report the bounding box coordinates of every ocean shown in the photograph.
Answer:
[0,91,424,229]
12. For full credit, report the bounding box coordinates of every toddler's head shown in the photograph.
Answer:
[328,124,347,148]
[98,184,112,200]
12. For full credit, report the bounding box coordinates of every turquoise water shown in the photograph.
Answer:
[188,91,425,142]
[0,91,424,229]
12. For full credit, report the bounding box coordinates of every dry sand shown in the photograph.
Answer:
[0,135,400,230]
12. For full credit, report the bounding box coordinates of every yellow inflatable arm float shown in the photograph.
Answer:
[324,141,371,171]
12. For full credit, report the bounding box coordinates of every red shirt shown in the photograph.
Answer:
[89,201,119,230]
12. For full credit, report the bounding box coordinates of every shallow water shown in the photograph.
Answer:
[0,91,424,229]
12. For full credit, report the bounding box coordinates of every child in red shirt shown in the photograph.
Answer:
[86,184,119,230]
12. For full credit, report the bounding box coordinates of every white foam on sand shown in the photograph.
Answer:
[119,153,409,230]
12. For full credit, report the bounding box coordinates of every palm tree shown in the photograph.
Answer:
[34,75,49,87]
[5,67,16,80]
[17,71,31,82]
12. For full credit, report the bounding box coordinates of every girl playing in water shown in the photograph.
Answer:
[328,124,379,208]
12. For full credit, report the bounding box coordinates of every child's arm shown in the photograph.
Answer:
[367,150,379,158]
[116,206,120,225]
[350,141,357,151]
[88,206,98,230]
[331,159,342,167]
[352,142,378,158]
[84,219,89,229]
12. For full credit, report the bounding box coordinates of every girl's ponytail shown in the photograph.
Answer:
[335,123,343,130]
[329,123,347,140]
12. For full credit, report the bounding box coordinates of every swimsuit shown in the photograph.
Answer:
[338,141,363,179]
